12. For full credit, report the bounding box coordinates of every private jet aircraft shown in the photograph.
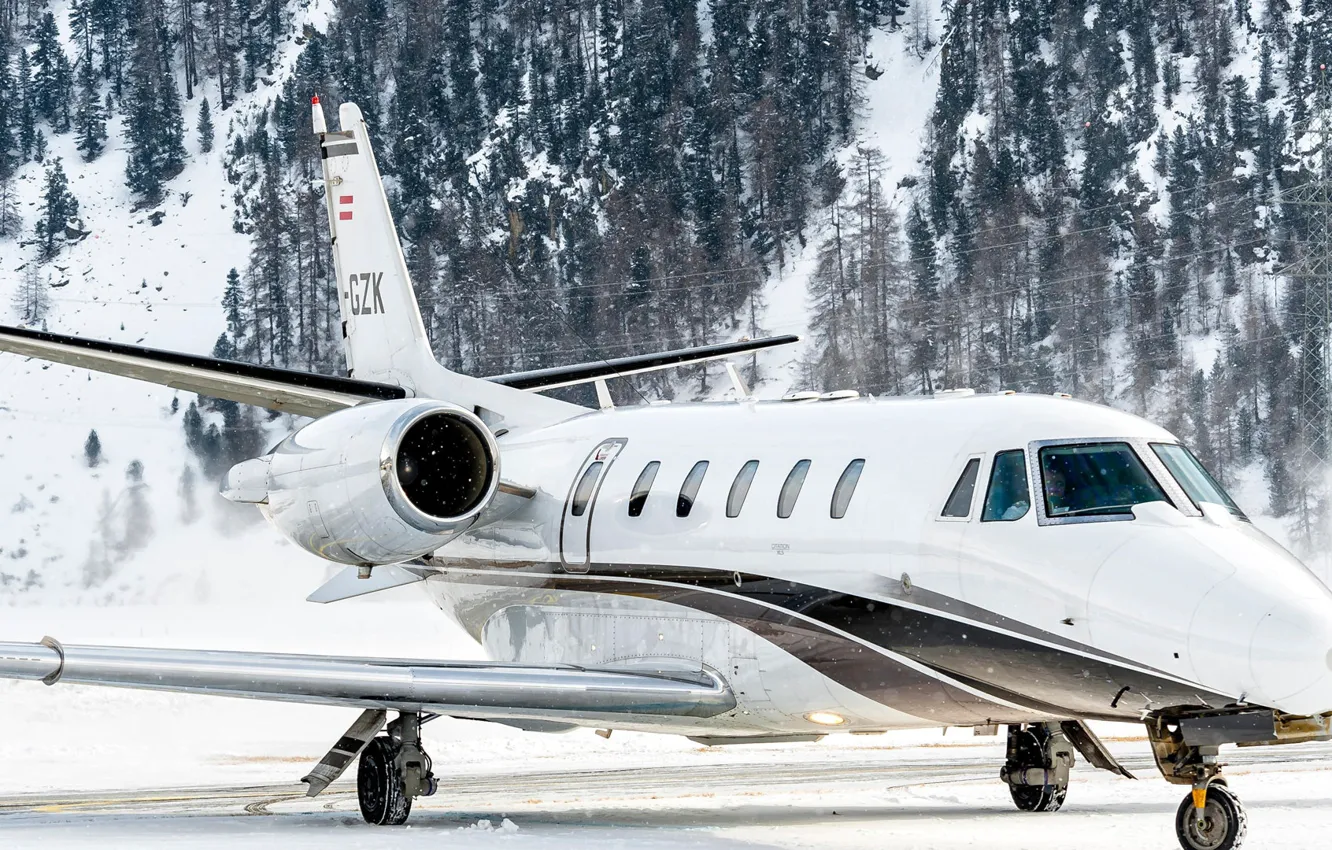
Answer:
[3,97,1331,850]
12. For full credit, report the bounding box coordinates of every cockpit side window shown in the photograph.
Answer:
[1151,443,1248,520]
[982,450,1030,521]
[1039,442,1167,519]
[941,458,981,518]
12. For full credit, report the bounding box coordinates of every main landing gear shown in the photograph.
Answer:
[302,709,439,826]
[1000,723,1075,812]
[358,713,439,825]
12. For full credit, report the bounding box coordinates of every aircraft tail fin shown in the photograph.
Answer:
[312,97,582,428]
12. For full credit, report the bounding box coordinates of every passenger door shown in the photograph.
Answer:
[560,439,626,571]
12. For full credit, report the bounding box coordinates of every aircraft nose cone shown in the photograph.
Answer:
[1249,600,1332,715]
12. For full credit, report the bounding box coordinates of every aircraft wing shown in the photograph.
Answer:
[0,323,798,415]
[0,639,735,724]
[488,334,800,391]
[0,324,406,418]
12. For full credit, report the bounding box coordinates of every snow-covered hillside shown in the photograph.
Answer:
[3,0,1325,607]
[0,0,345,603]
[0,2,961,603]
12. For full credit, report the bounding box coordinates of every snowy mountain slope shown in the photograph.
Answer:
[2,0,1320,608]
[0,0,343,603]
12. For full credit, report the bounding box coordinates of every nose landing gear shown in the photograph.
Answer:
[1000,723,1075,812]
[1146,715,1249,850]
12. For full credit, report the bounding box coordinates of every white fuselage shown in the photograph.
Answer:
[420,392,1332,738]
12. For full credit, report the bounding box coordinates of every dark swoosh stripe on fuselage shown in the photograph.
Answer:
[429,560,1237,722]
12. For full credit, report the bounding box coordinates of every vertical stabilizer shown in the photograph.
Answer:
[313,98,582,428]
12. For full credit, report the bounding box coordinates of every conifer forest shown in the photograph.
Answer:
[7,0,1332,550]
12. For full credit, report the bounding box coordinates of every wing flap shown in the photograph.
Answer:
[0,640,734,721]
[0,325,406,418]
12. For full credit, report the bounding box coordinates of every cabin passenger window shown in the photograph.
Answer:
[627,461,660,517]
[830,459,865,519]
[1039,442,1167,518]
[677,461,709,517]
[982,450,1030,521]
[1150,444,1247,520]
[570,462,603,517]
[777,460,812,518]
[727,460,760,517]
[941,458,981,518]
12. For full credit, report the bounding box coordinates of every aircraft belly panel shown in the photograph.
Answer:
[424,559,1237,725]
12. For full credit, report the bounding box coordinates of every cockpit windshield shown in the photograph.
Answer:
[1039,442,1168,519]
[1151,443,1248,520]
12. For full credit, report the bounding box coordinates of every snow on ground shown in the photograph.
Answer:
[3,600,1332,849]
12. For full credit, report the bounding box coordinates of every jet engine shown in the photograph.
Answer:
[223,399,500,566]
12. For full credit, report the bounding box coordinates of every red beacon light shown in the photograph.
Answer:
[311,94,328,135]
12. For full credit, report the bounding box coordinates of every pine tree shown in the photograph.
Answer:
[36,157,79,261]
[178,464,198,524]
[32,14,68,125]
[124,30,163,200]
[1258,38,1276,102]
[222,266,244,343]
[0,176,20,237]
[16,49,35,162]
[157,73,187,176]
[0,51,17,178]
[84,429,103,468]
[10,267,50,323]
[75,60,107,161]
[197,96,214,152]
[123,9,187,201]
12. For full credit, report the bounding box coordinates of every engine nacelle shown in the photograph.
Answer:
[223,399,499,565]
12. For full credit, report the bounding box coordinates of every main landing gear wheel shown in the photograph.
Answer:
[1001,723,1074,813]
[358,736,412,826]
[1175,784,1247,850]
[1010,781,1068,813]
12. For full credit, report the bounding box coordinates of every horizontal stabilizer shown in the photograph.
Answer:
[0,639,735,723]
[0,325,407,418]
[487,334,800,392]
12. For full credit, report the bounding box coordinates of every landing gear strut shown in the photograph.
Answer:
[1146,716,1248,850]
[357,712,439,826]
[1000,723,1074,812]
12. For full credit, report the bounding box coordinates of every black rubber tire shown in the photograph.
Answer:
[1006,726,1067,812]
[357,737,412,826]
[1175,785,1247,850]
[1010,782,1067,813]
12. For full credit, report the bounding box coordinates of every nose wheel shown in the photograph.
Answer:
[1175,783,1247,850]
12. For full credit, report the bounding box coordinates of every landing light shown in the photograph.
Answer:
[805,711,846,726]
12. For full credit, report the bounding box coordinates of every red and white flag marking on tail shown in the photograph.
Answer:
[338,195,353,221]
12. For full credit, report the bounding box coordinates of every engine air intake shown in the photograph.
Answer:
[394,412,494,519]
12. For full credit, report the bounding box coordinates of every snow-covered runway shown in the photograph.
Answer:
[3,738,1332,849]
